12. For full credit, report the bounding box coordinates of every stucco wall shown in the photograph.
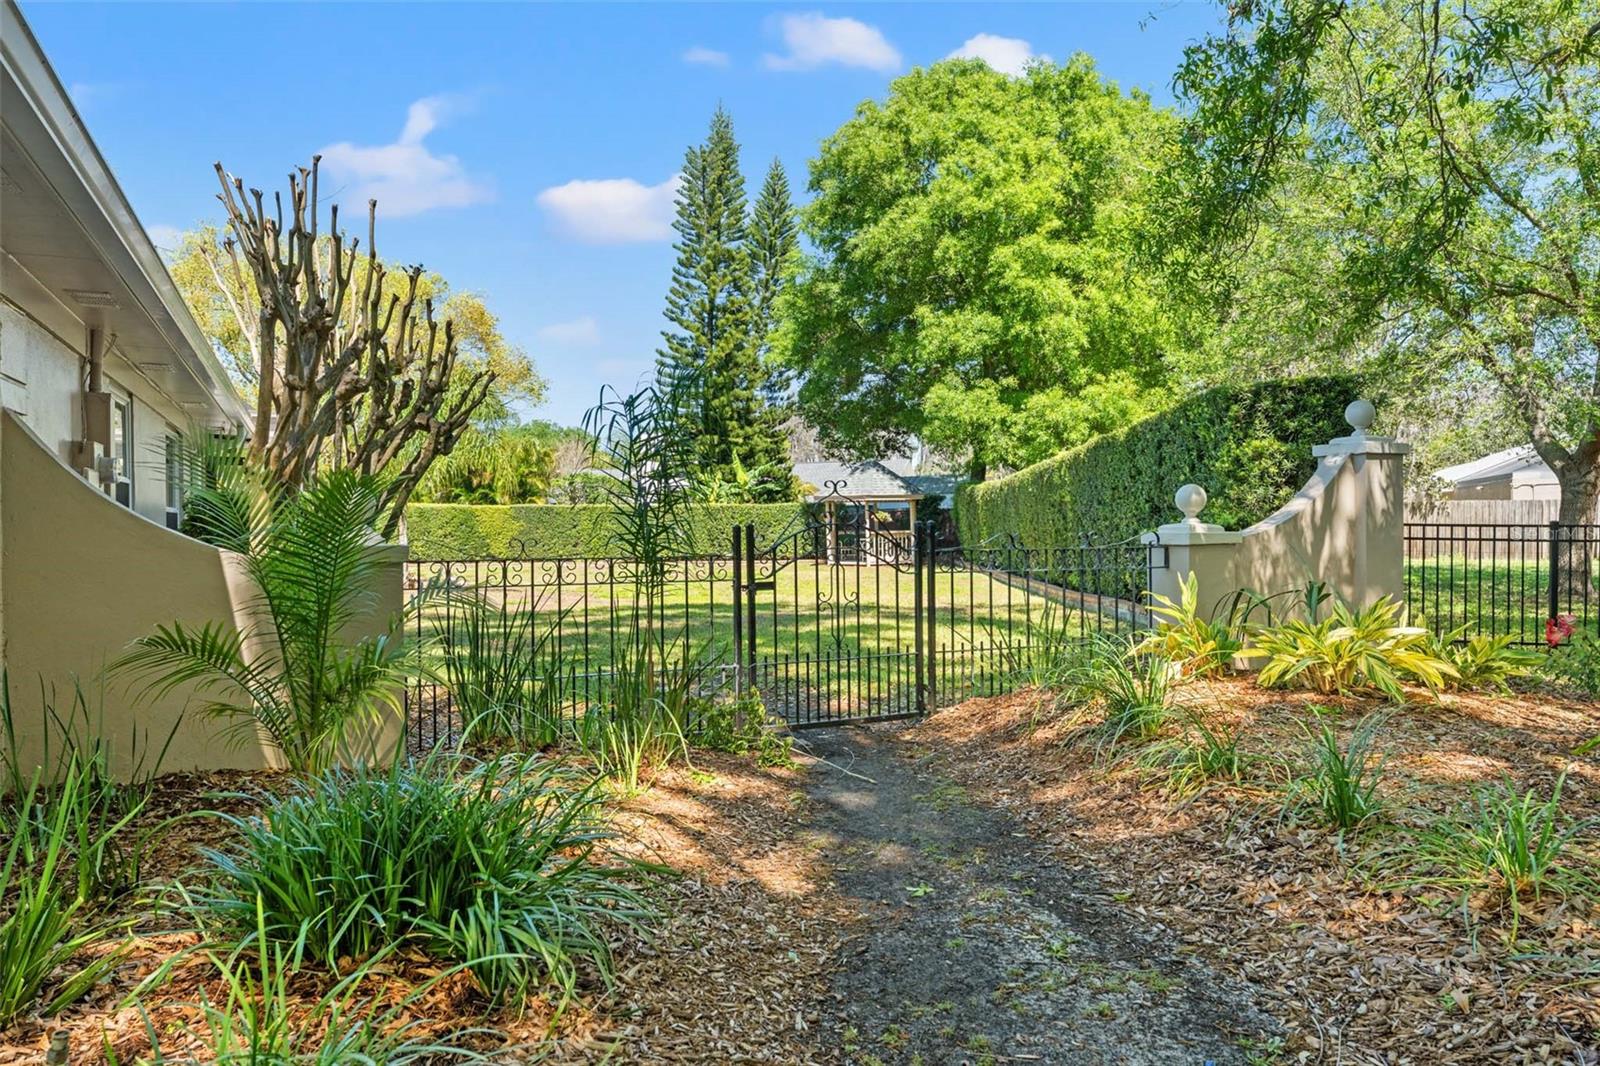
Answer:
[1144,406,1410,621]
[1,409,406,781]
[0,300,191,529]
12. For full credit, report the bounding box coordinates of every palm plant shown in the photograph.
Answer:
[116,464,410,774]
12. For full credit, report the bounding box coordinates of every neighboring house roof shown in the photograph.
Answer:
[904,474,962,507]
[0,0,248,427]
[794,460,919,501]
[1433,446,1556,491]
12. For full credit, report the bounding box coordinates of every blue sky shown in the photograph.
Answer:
[26,1,1224,427]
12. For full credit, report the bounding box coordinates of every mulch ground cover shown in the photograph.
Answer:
[0,753,848,1065]
[904,677,1600,1065]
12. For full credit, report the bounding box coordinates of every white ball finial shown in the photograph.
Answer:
[1175,483,1208,523]
[1345,399,1376,436]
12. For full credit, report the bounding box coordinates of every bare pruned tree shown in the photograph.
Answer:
[206,155,493,535]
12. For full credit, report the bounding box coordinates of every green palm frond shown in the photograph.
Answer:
[117,465,411,774]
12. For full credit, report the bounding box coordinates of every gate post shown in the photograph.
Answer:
[732,525,744,695]
[1548,519,1562,625]
[914,520,926,714]
[923,520,938,712]
[744,523,758,681]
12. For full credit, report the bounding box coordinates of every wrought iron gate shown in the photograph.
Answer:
[730,493,1157,728]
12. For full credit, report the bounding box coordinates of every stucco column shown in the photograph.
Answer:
[1141,484,1242,621]
[1308,400,1410,608]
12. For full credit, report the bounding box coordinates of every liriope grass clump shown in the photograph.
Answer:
[1284,713,1388,831]
[192,752,652,1008]
[1399,775,1597,938]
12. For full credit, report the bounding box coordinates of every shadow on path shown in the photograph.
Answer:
[798,725,1282,1066]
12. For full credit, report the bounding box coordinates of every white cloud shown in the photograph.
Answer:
[536,175,681,244]
[67,81,124,109]
[682,45,731,67]
[536,316,601,347]
[144,224,184,253]
[318,95,492,217]
[946,33,1048,77]
[763,13,901,73]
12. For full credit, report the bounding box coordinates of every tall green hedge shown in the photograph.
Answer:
[954,377,1359,547]
[404,503,809,560]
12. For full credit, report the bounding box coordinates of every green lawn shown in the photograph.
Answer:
[1403,555,1600,644]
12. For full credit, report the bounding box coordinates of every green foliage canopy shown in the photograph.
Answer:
[1171,0,1600,520]
[780,58,1195,478]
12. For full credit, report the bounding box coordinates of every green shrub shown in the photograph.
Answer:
[193,753,650,1007]
[954,377,1356,546]
[687,688,796,768]
[1248,597,1457,701]
[405,502,807,560]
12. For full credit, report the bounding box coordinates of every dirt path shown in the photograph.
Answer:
[797,725,1283,1066]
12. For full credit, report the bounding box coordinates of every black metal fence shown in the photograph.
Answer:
[404,515,1159,741]
[1403,521,1600,646]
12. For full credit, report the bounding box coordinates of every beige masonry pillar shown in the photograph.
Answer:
[1142,484,1242,618]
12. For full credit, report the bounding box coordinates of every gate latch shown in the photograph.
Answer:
[749,580,776,592]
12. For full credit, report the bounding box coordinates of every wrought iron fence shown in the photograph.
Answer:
[403,518,1162,743]
[1403,521,1600,646]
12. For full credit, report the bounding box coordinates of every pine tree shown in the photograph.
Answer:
[744,157,800,492]
[656,110,794,500]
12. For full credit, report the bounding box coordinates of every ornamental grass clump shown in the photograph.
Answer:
[1402,775,1597,938]
[1059,636,1174,753]
[1135,707,1255,799]
[192,752,651,1008]
[1285,713,1388,831]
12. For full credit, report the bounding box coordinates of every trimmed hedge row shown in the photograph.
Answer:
[404,503,809,560]
[954,376,1359,547]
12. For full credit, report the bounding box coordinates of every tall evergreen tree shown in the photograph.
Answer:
[656,110,794,500]
[749,157,799,393]
[744,157,800,485]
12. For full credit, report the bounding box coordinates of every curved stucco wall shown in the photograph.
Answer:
[1,408,282,779]
[1145,429,1409,620]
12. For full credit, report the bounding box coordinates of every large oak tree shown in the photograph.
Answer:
[1174,0,1600,522]
[778,58,1194,480]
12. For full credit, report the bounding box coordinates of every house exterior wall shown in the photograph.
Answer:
[0,299,188,528]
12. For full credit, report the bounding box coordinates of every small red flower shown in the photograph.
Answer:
[1547,613,1577,648]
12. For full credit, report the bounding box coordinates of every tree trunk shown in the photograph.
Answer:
[969,459,986,482]
[1552,458,1600,616]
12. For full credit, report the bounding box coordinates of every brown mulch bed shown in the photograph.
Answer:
[903,677,1600,1065]
[0,753,846,1065]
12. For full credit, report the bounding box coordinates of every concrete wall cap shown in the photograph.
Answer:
[1147,523,1244,546]
[1312,437,1413,457]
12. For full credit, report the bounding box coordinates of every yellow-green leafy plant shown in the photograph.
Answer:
[1247,597,1457,701]
[1424,629,1541,693]
[1137,572,1245,679]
